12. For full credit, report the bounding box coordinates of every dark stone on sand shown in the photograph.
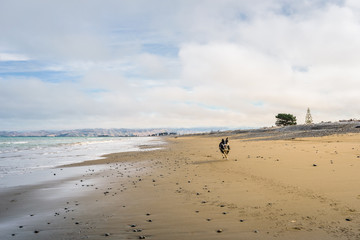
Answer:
[220,204,225,207]
[345,218,352,221]
[12,234,15,236]
[222,212,227,215]
[19,226,23,228]
[254,230,259,233]
[34,230,39,233]
[133,229,142,232]
[75,222,79,225]
[313,164,317,167]
[104,233,110,236]
[147,219,152,222]
[217,229,223,233]
[239,219,245,222]
[146,213,151,216]
[139,236,146,239]
[130,224,137,227]
[206,218,211,221]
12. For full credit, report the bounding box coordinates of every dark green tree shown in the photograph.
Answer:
[275,113,297,126]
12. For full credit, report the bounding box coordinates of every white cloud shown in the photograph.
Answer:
[1,0,360,130]
[0,53,30,61]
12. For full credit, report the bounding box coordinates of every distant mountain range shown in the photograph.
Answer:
[0,127,232,137]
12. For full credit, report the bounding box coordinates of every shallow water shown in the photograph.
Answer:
[0,136,164,187]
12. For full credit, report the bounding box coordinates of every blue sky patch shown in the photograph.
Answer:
[0,60,79,83]
[141,43,179,57]
[251,101,264,107]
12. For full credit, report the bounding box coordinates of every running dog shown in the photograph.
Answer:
[219,137,230,159]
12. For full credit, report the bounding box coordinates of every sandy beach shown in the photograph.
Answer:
[2,130,360,239]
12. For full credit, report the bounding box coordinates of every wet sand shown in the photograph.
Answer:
[1,133,360,239]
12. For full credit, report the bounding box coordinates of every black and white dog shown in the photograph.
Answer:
[219,137,230,159]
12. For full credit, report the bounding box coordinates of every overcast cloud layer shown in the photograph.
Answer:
[1,0,360,130]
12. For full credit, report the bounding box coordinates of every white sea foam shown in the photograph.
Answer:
[0,136,164,183]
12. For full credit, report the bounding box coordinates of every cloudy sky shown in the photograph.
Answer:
[1,0,360,131]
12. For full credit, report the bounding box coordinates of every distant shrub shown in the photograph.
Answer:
[275,113,297,126]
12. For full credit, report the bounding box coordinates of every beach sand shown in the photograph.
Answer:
[1,133,360,239]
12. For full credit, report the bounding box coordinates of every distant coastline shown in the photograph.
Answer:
[2,120,360,138]
[0,127,233,137]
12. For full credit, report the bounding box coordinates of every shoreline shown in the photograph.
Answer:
[0,136,165,188]
[2,132,360,239]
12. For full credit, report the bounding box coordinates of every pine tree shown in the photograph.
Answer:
[275,113,297,126]
[305,108,313,124]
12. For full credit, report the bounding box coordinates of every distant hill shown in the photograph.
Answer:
[0,127,232,137]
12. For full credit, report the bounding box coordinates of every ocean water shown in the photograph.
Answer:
[0,136,164,186]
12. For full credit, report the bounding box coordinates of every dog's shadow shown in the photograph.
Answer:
[192,159,228,165]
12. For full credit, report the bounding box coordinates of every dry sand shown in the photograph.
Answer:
[1,133,360,239]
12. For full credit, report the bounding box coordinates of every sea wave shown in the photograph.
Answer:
[0,141,29,145]
[0,136,164,181]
